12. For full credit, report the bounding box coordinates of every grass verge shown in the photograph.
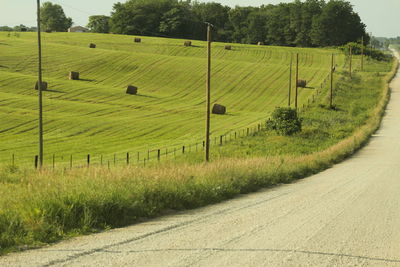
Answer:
[0,55,398,255]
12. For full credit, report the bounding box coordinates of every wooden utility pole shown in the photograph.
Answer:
[288,54,292,107]
[370,32,373,56]
[295,53,299,109]
[361,36,364,71]
[349,46,352,79]
[205,23,212,162]
[330,54,334,108]
[37,0,44,168]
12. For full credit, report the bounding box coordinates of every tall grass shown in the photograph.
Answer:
[0,54,397,255]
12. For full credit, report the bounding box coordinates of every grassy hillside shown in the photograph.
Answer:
[0,32,343,166]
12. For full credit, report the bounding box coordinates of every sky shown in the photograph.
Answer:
[0,0,399,37]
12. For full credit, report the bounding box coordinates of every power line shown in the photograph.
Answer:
[51,0,94,16]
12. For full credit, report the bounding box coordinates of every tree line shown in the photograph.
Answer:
[103,0,370,47]
[1,0,370,47]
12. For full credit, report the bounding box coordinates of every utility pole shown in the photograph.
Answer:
[330,54,334,109]
[370,32,373,56]
[361,36,364,71]
[37,0,44,168]
[288,54,292,107]
[349,46,352,79]
[295,53,299,109]
[205,23,212,162]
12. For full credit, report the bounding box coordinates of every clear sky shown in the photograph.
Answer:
[1,0,399,37]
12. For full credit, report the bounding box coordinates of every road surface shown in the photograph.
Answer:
[1,52,400,266]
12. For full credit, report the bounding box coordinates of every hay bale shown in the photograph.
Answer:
[69,72,80,80]
[126,85,138,95]
[257,42,264,46]
[212,104,226,115]
[34,81,48,90]
[184,41,192,47]
[297,79,307,88]
[89,43,96,48]
[225,45,232,50]
[134,38,141,43]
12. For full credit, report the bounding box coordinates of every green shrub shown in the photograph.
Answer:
[267,107,302,136]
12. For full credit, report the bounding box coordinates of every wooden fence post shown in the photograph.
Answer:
[35,155,39,169]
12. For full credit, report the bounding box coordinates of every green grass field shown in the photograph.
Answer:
[0,32,344,166]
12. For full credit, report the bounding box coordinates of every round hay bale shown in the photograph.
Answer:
[35,81,48,90]
[184,41,192,47]
[212,104,226,115]
[134,38,141,43]
[257,42,264,46]
[225,45,232,50]
[126,85,138,95]
[297,79,307,88]
[69,72,80,80]
[89,43,96,48]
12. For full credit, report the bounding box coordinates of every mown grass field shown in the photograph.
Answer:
[0,32,343,166]
[0,50,395,254]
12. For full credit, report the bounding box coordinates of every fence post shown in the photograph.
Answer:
[70,154,73,169]
[220,135,223,146]
[12,154,15,166]
[52,154,55,170]
[235,132,237,139]
[87,154,90,167]
[100,155,103,166]
[137,152,140,163]
[127,152,130,165]
[247,128,249,136]
[182,146,185,154]
[35,155,39,169]
[157,149,161,161]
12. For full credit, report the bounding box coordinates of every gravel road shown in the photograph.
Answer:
[2,52,400,267]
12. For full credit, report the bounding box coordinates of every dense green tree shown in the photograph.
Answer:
[110,0,187,36]
[108,0,368,47]
[87,16,110,33]
[228,6,255,43]
[310,0,366,46]
[245,10,268,44]
[0,26,13,31]
[40,2,72,32]
[191,2,230,40]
